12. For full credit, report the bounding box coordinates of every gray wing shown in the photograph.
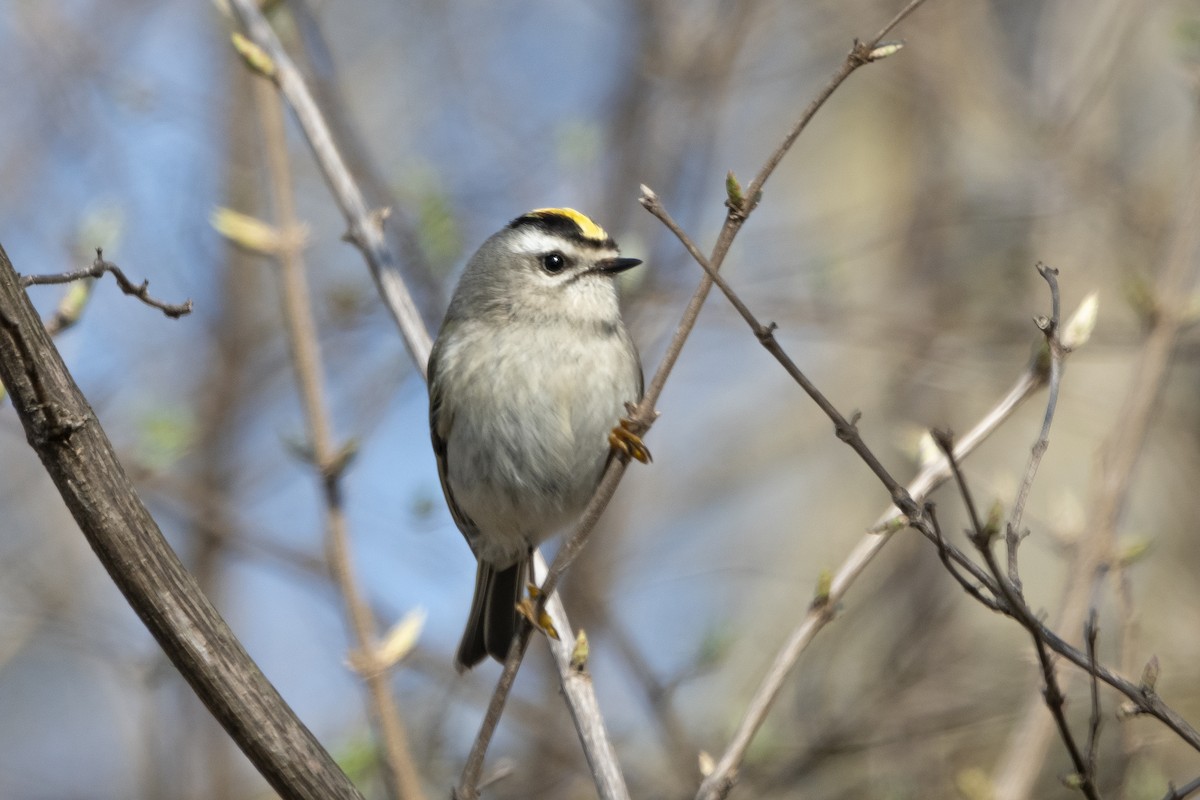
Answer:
[428,341,482,547]
[602,335,646,470]
[636,346,645,401]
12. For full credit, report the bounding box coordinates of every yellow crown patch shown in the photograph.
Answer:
[528,208,609,243]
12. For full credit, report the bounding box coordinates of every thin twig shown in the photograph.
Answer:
[465,3,935,791]
[649,166,1199,794]
[457,550,632,800]
[653,168,1153,795]
[643,240,1058,797]
[648,172,1200,795]
[926,503,1001,611]
[254,77,426,800]
[632,239,1053,798]
[992,133,1200,800]
[904,514,1200,756]
[1163,775,1200,800]
[1005,263,1065,591]
[21,249,193,318]
[917,509,1200,757]
[641,187,917,516]
[1085,610,1103,781]
[455,624,534,800]
[226,0,432,374]
[635,1,926,429]
[735,0,933,222]
[223,5,627,798]
[533,553,631,799]
[930,429,987,541]
[457,471,634,800]
[935,435,1101,800]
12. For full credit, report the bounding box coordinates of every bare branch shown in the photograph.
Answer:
[0,245,362,800]
[927,503,1001,611]
[252,78,426,800]
[1162,776,1200,800]
[736,0,933,223]
[992,133,1200,800]
[930,429,988,544]
[935,434,1101,800]
[456,474,634,800]
[224,5,630,798]
[1005,263,1066,591]
[225,0,433,375]
[652,174,1200,792]
[465,4,938,791]
[640,187,918,518]
[649,160,1200,797]
[535,554,630,799]
[1085,611,1103,781]
[21,248,192,319]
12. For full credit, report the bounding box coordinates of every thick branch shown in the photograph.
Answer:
[0,243,362,800]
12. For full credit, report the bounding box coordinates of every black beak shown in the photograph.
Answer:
[598,256,642,274]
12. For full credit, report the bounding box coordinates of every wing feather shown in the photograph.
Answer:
[428,342,482,547]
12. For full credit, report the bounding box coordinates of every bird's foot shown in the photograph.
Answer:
[516,584,559,641]
[609,417,652,464]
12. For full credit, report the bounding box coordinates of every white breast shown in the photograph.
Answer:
[439,315,639,566]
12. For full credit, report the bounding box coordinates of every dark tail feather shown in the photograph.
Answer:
[455,560,525,671]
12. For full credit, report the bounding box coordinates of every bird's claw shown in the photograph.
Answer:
[609,418,652,464]
[516,587,559,641]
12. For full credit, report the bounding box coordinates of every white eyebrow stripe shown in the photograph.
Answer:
[508,229,614,260]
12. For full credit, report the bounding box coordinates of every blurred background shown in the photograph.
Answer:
[2,0,1200,798]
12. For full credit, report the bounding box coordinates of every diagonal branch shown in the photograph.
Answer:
[1163,776,1200,800]
[461,2,935,792]
[643,172,1200,796]
[992,133,1200,800]
[226,0,432,374]
[252,77,427,800]
[0,245,363,800]
[641,193,1051,800]
[934,433,1101,800]
[222,4,630,799]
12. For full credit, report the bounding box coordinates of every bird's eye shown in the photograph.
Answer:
[541,252,567,274]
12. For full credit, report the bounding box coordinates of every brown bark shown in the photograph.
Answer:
[0,244,363,800]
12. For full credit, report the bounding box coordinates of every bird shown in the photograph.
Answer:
[428,208,646,670]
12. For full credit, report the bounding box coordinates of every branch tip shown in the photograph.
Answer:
[231,31,278,79]
[725,171,746,212]
[21,255,193,319]
[867,40,905,60]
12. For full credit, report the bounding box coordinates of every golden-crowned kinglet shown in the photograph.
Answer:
[428,208,645,670]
